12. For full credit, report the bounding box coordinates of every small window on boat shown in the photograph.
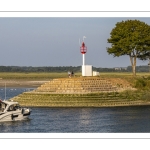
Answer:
[8,104,21,111]
[8,105,14,111]
[14,104,21,110]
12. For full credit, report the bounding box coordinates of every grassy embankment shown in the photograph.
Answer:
[9,72,150,107]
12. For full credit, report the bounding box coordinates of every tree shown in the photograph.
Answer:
[107,20,150,76]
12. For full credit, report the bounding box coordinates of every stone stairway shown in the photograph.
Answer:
[35,77,117,94]
[11,77,138,107]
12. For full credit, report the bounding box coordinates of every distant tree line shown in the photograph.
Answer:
[94,66,150,72]
[0,66,81,72]
[0,66,149,72]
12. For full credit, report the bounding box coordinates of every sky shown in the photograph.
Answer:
[0,17,150,68]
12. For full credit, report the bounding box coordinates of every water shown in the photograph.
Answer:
[1,88,150,133]
[0,87,35,100]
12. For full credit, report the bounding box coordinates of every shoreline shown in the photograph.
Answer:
[0,79,48,88]
[20,102,150,108]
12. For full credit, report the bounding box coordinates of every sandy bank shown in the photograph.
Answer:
[0,79,48,88]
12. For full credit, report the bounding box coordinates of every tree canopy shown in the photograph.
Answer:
[107,19,150,76]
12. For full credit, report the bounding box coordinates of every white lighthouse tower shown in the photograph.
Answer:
[80,36,92,76]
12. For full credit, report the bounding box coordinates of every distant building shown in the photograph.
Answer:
[114,67,121,70]
[114,67,127,71]
[93,71,100,76]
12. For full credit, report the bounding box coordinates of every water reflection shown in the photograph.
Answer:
[79,108,91,125]
[0,119,31,133]
[97,106,150,132]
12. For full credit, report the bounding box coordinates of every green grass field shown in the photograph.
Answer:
[0,72,149,80]
[0,72,79,80]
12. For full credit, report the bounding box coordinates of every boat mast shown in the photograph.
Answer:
[5,83,6,100]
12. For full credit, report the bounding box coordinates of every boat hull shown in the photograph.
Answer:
[0,109,31,122]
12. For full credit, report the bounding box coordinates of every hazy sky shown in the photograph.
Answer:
[0,17,150,68]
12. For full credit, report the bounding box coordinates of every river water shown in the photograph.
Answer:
[0,88,150,133]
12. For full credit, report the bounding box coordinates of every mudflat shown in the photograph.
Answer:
[0,79,48,88]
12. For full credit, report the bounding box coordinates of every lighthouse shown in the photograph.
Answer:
[80,37,92,76]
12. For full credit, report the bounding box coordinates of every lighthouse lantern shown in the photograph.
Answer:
[80,42,87,54]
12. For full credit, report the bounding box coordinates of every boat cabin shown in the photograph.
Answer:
[0,100,21,114]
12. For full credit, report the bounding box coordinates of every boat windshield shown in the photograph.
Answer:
[0,101,7,113]
[7,104,21,111]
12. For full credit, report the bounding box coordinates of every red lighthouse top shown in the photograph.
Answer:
[80,42,87,54]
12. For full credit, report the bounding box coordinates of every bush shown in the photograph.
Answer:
[134,78,147,88]
[146,80,150,88]
[147,76,150,80]
[142,93,150,100]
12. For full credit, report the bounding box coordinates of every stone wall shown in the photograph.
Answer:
[35,77,118,94]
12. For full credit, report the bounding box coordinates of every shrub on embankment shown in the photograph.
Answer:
[133,76,150,90]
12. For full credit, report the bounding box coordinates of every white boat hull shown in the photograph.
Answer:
[0,108,31,122]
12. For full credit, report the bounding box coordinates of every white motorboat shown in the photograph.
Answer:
[0,99,31,122]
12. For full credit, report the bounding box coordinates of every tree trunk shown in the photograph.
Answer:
[130,56,136,76]
[132,64,136,76]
